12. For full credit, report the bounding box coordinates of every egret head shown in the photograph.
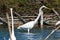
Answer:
[10,8,13,11]
[42,5,47,8]
[40,5,50,10]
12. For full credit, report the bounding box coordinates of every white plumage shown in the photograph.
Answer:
[17,21,35,29]
[9,8,16,40]
[17,5,48,33]
[56,21,60,25]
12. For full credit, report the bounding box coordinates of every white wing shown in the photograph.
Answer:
[17,21,35,29]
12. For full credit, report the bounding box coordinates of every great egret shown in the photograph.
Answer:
[45,21,60,40]
[9,8,16,40]
[17,5,49,33]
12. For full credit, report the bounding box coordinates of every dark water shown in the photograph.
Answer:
[0,28,60,40]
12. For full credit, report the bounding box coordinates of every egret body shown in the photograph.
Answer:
[17,5,48,33]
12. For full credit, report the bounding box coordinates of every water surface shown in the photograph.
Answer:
[0,28,60,40]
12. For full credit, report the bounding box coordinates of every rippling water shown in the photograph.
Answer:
[0,28,60,40]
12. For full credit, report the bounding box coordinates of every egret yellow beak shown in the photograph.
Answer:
[45,7,50,10]
[46,7,51,10]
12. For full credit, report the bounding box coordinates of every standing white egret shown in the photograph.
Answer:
[9,8,16,40]
[17,5,49,34]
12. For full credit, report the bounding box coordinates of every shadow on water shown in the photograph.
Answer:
[0,27,60,40]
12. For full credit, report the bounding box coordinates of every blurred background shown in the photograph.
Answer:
[0,0,60,14]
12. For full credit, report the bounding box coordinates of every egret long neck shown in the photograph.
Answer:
[35,10,42,23]
[35,6,44,23]
[10,8,14,34]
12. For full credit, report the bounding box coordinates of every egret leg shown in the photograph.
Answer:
[28,28,29,34]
